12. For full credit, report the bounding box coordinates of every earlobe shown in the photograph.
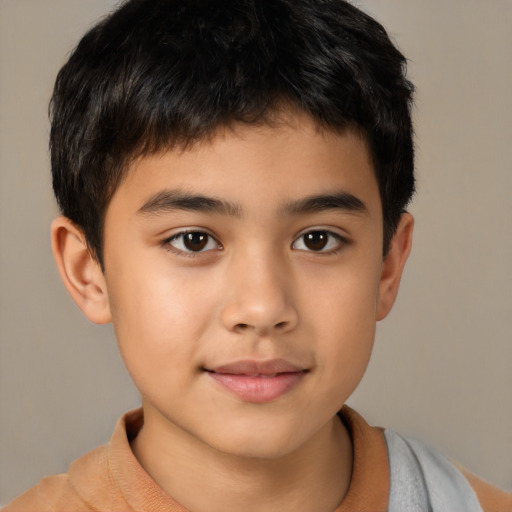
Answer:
[376,213,414,321]
[51,216,112,324]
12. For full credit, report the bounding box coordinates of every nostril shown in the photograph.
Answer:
[233,321,289,333]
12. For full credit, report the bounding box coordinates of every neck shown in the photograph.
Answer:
[131,405,353,512]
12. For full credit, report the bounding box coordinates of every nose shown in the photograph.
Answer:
[220,248,299,336]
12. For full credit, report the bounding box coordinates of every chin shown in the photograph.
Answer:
[202,418,308,461]
[213,437,299,461]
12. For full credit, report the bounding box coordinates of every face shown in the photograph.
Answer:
[101,114,391,459]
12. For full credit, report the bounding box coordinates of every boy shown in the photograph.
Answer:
[4,0,511,510]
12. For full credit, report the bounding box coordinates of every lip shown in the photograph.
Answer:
[205,359,308,403]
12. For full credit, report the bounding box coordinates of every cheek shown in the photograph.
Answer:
[106,263,219,379]
[305,260,380,382]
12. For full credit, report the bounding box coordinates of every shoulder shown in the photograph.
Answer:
[2,409,149,512]
[456,463,512,512]
[3,473,89,511]
[384,429,512,512]
[2,445,111,512]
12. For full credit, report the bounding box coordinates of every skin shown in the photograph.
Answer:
[52,111,413,512]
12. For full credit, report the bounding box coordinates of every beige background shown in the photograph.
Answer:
[1,0,511,504]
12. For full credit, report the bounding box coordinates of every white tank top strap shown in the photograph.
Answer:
[384,429,483,512]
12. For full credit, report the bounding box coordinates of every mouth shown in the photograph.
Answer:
[204,359,308,403]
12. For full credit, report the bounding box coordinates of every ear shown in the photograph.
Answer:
[376,213,414,321]
[51,216,111,324]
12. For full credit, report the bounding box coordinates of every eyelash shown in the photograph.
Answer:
[162,229,348,256]
[292,230,348,254]
[163,230,222,257]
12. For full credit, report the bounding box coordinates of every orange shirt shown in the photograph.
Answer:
[4,407,511,511]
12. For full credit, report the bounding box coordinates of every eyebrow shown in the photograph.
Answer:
[280,192,368,216]
[138,189,368,218]
[138,190,242,217]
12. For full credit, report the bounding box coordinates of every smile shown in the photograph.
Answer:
[204,359,308,403]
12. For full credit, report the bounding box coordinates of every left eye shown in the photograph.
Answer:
[166,231,220,253]
[292,230,344,252]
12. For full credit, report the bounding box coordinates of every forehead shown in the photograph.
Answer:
[109,113,381,220]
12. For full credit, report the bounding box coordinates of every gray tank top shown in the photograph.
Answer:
[384,430,483,512]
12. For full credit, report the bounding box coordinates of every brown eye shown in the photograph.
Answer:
[303,231,329,251]
[183,232,208,251]
[167,231,220,253]
[292,230,344,253]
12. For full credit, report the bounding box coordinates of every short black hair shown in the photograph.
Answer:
[50,0,415,265]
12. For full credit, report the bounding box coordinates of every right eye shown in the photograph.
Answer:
[292,230,346,253]
[165,231,221,254]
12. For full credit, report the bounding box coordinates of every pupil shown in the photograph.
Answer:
[304,231,328,251]
[184,232,208,251]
